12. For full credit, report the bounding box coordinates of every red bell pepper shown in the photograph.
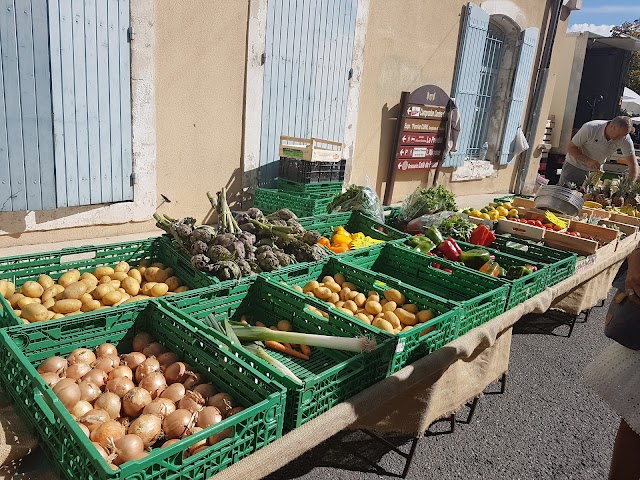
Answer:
[437,237,462,262]
[469,224,496,247]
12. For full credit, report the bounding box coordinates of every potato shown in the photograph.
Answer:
[58,270,81,287]
[367,294,380,303]
[353,293,366,307]
[343,300,358,314]
[79,299,101,312]
[382,301,397,312]
[47,311,56,320]
[303,281,319,293]
[292,285,303,293]
[53,299,82,314]
[325,282,341,294]
[139,259,151,268]
[314,286,332,300]
[113,293,131,306]
[111,271,128,282]
[80,272,99,285]
[354,313,371,324]
[42,297,56,309]
[365,301,382,315]
[337,307,354,316]
[8,293,25,308]
[174,286,189,293]
[93,266,115,280]
[396,308,417,326]
[127,269,143,283]
[109,280,121,290]
[141,282,157,297]
[383,311,401,329]
[52,313,65,320]
[328,292,340,304]
[21,303,49,323]
[144,267,170,283]
[92,283,113,300]
[0,280,15,299]
[401,326,414,332]
[420,326,436,337]
[384,289,405,305]
[335,301,345,308]
[345,291,359,301]
[98,275,112,285]
[122,277,140,296]
[150,262,165,269]
[339,288,351,301]
[41,284,64,302]
[37,274,54,290]
[340,282,356,291]
[373,317,394,333]
[63,281,88,300]
[322,276,335,285]
[380,299,388,306]
[136,266,147,276]
[114,261,130,273]
[18,297,41,309]
[165,276,182,292]
[117,288,126,294]
[333,273,346,286]
[21,281,44,299]
[402,304,419,314]
[417,310,434,323]
[102,291,123,306]
[65,311,82,317]
[76,293,92,305]
[150,283,169,297]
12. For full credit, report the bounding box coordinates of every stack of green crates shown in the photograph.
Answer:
[254,179,343,218]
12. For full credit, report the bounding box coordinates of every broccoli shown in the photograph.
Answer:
[191,240,209,256]
[191,254,210,271]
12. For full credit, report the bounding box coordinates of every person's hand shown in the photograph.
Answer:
[625,249,640,303]
[584,158,601,171]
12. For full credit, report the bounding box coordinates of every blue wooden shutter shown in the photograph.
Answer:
[445,3,489,167]
[498,27,538,165]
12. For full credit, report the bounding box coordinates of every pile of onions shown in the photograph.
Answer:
[38,332,245,469]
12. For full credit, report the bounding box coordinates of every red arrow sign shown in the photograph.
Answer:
[400,132,445,146]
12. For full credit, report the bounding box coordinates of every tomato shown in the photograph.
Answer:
[534,220,543,228]
[553,225,563,231]
[573,232,581,237]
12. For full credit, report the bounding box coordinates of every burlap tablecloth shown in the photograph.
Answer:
[3,235,637,479]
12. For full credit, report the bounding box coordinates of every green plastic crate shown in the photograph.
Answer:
[0,301,285,480]
[493,195,515,204]
[341,243,509,335]
[160,277,394,431]
[0,236,214,328]
[254,188,334,217]
[264,257,461,374]
[277,178,343,198]
[490,235,577,286]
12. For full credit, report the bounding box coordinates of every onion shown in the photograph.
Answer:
[71,400,93,418]
[163,409,196,439]
[37,356,67,375]
[156,352,179,371]
[132,332,154,353]
[90,419,126,448]
[186,426,207,456]
[142,398,176,419]
[78,423,91,438]
[207,392,234,415]
[108,365,133,381]
[160,383,185,404]
[178,391,204,414]
[128,414,162,448]
[142,342,166,358]
[139,372,167,399]
[190,444,209,456]
[122,352,146,372]
[96,343,118,358]
[65,363,92,380]
[94,392,122,419]
[78,381,102,403]
[196,406,223,428]
[81,369,108,389]
[164,362,190,384]
[182,372,205,391]
[106,378,135,398]
[93,355,121,374]
[112,434,146,465]
[79,409,110,432]
[225,406,245,418]
[193,383,217,399]
[40,372,61,387]
[134,357,160,383]
[207,427,233,446]
[160,439,181,449]
[53,378,81,411]
[67,348,96,366]
[92,442,111,462]
[122,387,152,418]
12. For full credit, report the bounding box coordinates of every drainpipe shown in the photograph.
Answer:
[515,0,564,194]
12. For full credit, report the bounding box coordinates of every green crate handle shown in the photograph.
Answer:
[59,250,97,264]
[33,388,55,423]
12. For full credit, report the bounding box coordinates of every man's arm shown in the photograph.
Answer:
[567,141,601,170]
[616,154,639,181]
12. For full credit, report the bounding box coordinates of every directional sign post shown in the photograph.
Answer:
[383,85,452,205]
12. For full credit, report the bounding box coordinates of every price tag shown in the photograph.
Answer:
[395,339,405,353]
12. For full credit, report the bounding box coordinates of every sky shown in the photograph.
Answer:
[568,0,640,36]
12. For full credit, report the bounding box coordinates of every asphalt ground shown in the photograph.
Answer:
[266,292,619,480]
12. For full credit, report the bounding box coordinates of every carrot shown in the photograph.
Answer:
[264,341,310,360]
[283,342,293,350]
[300,344,312,357]
[255,321,267,327]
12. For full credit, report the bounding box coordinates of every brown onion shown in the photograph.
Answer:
[182,372,205,390]
[178,391,204,414]
[71,400,93,418]
[193,383,217,399]
[163,409,196,439]
[96,343,118,358]
[142,342,166,358]
[139,372,166,399]
[78,381,102,403]
[164,362,190,384]
[142,398,176,419]
[106,377,135,398]
[67,348,96,366]
[134,357,160,383]
[90,419,125,448]
[93,354,121,374]
[207,392,234,415]
[160,439,181,449]
[92,442,111,462]
[132,332,154,353]
[225,406,245,418]
[128,414,162,448]
[94,392,121,419]
[122,352,146,372]
[81,369,108,389]
[190,444,209,456]
[160,383,185,404]
[196,406,223,428]
[37,356,67,375]
[53,378,81,411]
[112,434,146,465]
[108,365,133,381]
[65,363,92,380]
[186,426,207,456]
[122,387,152,418]
[207,427,233,446]
[156,352,179,371]
[79,409,110,432]
[40,372,61,387]
[78,423,91,438]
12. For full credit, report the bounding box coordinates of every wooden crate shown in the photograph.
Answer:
[598,219,638,240]
[496,218,546,241]
[279,136,343,162]
[608,212,640,227]
[512,197,535,209]
[580,207,611,220]
[543,220,619,256]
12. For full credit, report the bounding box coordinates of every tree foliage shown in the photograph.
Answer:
[612,19,640,94]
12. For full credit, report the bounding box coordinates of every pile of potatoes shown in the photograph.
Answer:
[0,260,189,324]
[289,273,435,335]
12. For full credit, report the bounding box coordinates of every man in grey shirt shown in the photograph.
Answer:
[558,116,638,187]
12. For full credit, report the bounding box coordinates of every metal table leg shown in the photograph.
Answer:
[360,430,422,479]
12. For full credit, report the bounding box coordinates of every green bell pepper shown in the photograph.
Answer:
[458,249,492,269]
[424,226,445,246]
[407,236,435,253]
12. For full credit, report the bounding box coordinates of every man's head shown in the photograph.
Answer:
[606,116,634,140]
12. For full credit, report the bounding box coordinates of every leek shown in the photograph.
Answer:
[232,326,376,353]
[244,344,302,384]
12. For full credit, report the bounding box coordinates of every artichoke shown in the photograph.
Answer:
[191,254,210,271]
[211,260,242,281]
[246,207,264,220]
[213,233,236,248]
[267,218,288,227]
[274,251,296,267]
[286,219,305,235]
[190,227,214,245]
[207,245,233,263]
[273,208,297,221]
[302,230,321,245]
[235,259,253,276]
[174,222,193,240]
[255,245,273,255]
[256,251,281,272]
[229,240,246,260]
[191,240,209,256]
[239,222,257,234]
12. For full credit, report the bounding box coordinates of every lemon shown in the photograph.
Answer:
[497,206,509,216]
[481,213,491,220]
[470,209,482,218]
[508,208,519,217]
[503,202,512,209]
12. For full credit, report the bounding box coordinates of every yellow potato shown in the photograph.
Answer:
[292,285,303,293]
[114,261,130,273]
[62,281,88,300]
[0,280,15,299]
[150,262,165,269]
[47,311,56,320]
[122,277,140,296]
[335,301,345,308]
[141,282,157,297]
[113,293,131,306]
[150,283,169,297]
[342,282,357,291]
[109,280,121,290]
[314,286,332,300]
[80,272,99,285]
[417,310,434,323]
[401,326,414,332]
[98,275,112,285]
[92,283,113,300]
[21,281,44,299]
[42,284,65,302]
[395,308,417,326]
[372,317,394,333]
[111,271,128,282]
[339,287,351,301]
[333,273,346,286]
[384,289,405,305]
[102,291,123,306]
[327,292,339,304]
[325,282,341,294]
[18,297,41,309]
[117,288,126,294]
[353,293,366,307]
[21,303,49,322]
[42,297,56,309]
[337,307,354,316]
[354,313,371,324]
[165,276,181,292]
[380,299,388,306]
[8,293,25,308]
[139,259,151,268]
[144,267,170,283]
[136,266,147,276]
[402,304,419,314]
[303,281,319,293]
[93,266,115,280]
[343,300,358,314]
[345,291,359,301]
[81,299,102,312]
[127,269,142,283]
[383,311,401,329]
[58,270,81,287]
[37,274,54,290]
[52,313,65,320]
[164,268,174,278]
[53,299,82,314]
[365,301,382,315]
[367,294,380,303]
[174,286,188,293]
[65,311,82,317]
[382,301,397,312]
[79,293,93,305]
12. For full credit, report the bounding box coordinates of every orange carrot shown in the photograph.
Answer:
[300,344,312,357]
[264,341,310,360]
